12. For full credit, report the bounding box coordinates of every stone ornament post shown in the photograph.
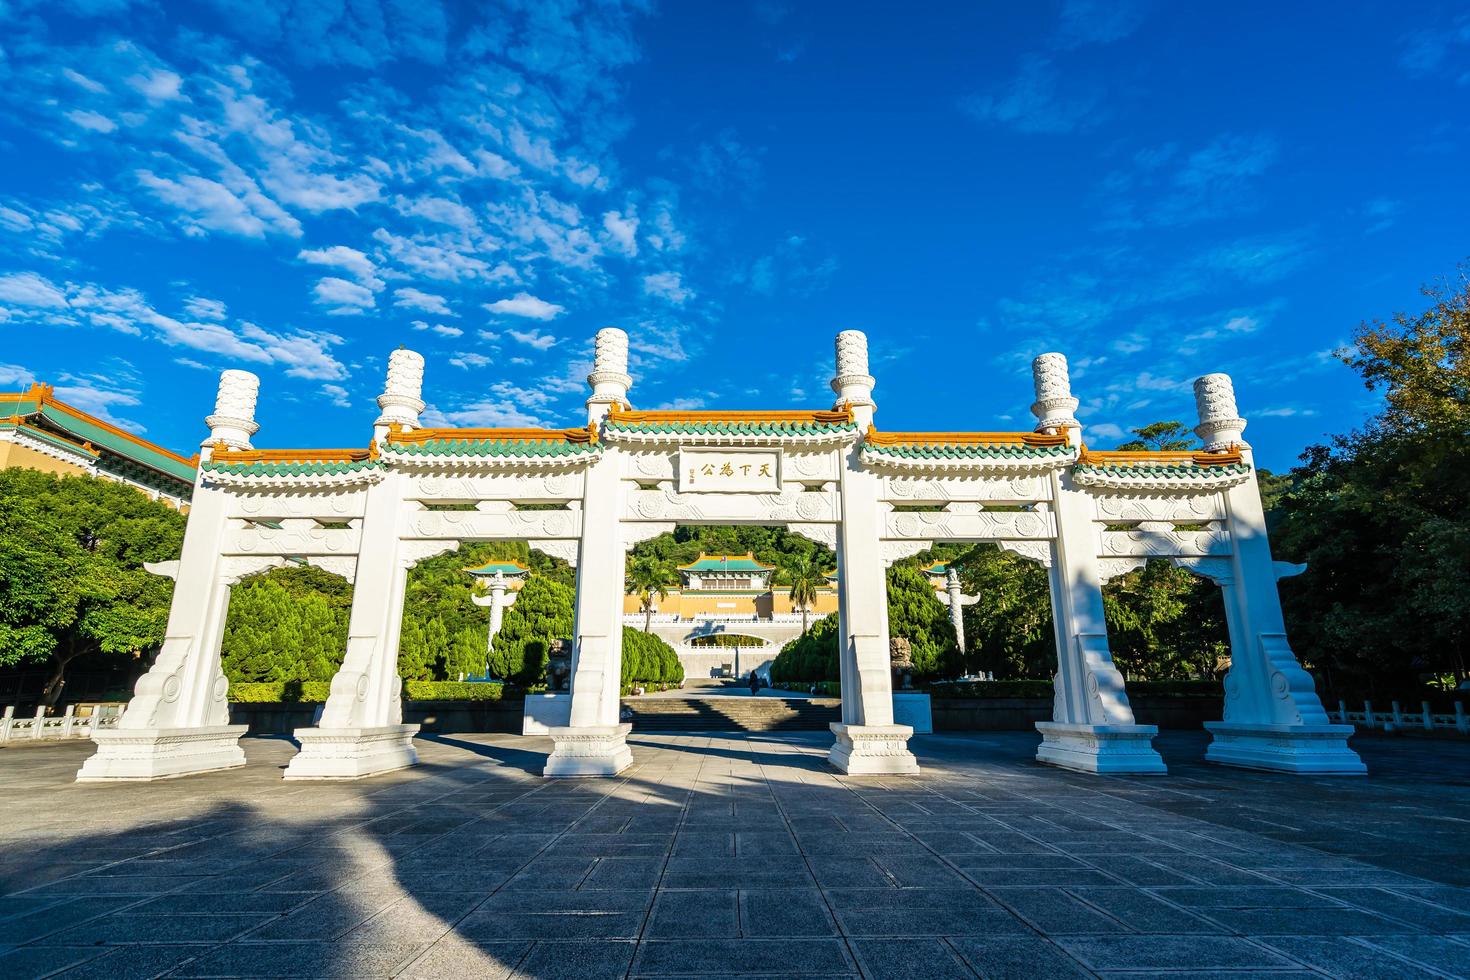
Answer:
[1194,374,1365,774]
[284,352,429,780]
[831,330,919,774]
[76,371,260,781]
[544,328,636,776]
[374,348,425,439]
[938,569,978,656]
[471,572,519,668]
[1030,353,1165,774]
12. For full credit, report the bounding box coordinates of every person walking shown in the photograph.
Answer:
[749,672,761,696]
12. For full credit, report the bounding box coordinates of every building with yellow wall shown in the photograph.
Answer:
[0,383,196,507]
[622,553,840,619]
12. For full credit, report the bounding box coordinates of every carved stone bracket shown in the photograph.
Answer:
[532,540,579,568]
[1096,557,1147,581]
[398,540,458,569]
[306,556,358,581]
[787,523,837,549]
[999,540,1052,568]
[880,540,931,566]
[622,522,677,550]
[1170,556,1234,585]
[220,556,287,585]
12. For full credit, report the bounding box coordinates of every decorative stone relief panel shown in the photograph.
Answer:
[224,521,361,557]
[886,509,1055,541]
[622,487,838,524]
[1092,493,1224,523]
[229,491,368,521]
[406,509,581,541]
[407,472,585,501]
[883,474,1049,504]
[1101,527,1230,557]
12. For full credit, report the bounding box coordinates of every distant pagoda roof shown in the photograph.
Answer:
[677,552,776,573]
[921,560,950,576]
[0,383,197,489]
[465,560,531,577]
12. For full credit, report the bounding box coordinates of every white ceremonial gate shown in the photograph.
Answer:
[76,327,1366,782]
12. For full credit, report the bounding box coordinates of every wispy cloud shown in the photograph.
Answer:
[959,56,1105,135]
[486,292,565,321]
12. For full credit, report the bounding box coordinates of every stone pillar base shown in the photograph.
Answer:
[1035,721,1167,775]
[283,724,419,780]
[544,723,633,777]
[75,725,248,782]
[1204,721,1366,775]
[828,722,920,775]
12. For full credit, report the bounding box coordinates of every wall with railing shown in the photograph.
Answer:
[0,703,124,743]
[1330,699,1469,735]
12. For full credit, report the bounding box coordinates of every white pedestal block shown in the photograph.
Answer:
[283,725,419,780]
[544,723,634,777]
[828,723,920,775]
[1204,721,1366,775]
[1035,721,1167,775]
[891,692,933,734]
[75,725,248,782]
[522,693,572,735]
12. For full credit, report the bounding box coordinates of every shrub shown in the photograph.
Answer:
[228,680,332,702]
[621,628,683,692]
[404,680,505,701]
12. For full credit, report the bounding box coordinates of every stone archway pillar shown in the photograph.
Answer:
[284,471,422,779]
[76,370,261,782]
[829,330,918,774]
[1193,375,1364,774]
[1030,354,1165,775]
[545,328,635,776]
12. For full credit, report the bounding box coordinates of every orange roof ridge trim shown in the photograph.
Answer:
[9,381,197,467]
[1078,445,1245,467]
[210,444,380,464]
[388,423,597,445]
[865,425,1069,448]
[608,405,854,425]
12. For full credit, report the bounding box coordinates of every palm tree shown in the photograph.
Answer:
[782,553,823,634]
[626,555,673,633]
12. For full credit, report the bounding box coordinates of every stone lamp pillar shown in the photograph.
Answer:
[585,327,631,424]
[832,329,919,774]
[546,328,635,776]
[1195,373,1365,774]
[77,371,262,780]
[374,348,425,441]
[938,569,979,656]
[285,350,428,780]
[1030,353,1165,775]
[471,572,520,670]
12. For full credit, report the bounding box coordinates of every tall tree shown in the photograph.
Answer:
[1115,420,1194,451]
[780,552,823,634]
[0,470,184,704]
[625,555,673,633]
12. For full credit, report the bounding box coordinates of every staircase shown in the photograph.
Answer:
[624,696,842,732]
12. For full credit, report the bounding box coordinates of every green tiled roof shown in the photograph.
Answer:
[606,419,857,436]
[921,561,949,576]
[1074,460,1251,479]
[0,420,100,459]
[200,459,384,477]
[679,555,774,572]
[863,441,1074,461]
[466,561,530,576]
[36,404,198,483]
[383,438,599,458]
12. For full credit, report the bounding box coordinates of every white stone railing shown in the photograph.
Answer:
[1331,699,1469,735]
[622,613,810,625]
[0,704,123,743]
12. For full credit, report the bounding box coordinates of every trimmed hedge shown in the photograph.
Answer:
[229,680,507,703]
[926,679,1222,699]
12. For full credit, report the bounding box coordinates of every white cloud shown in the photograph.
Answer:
[0,362,36,386]
[448,352,491,369]
[0,272,70,308]
[393,287,453,315]
[137,169,301,239]
[62,68,107,94]
[424,398,545,427]
[127,68,184,102]
[321,383,351,408]
[312,277,376,314]
[643,271,691,305]
[298,245,382,288]
[65,109,117,133]
[506,327,558,351]
[182,296,228,321]
[411,319,462,337]
[601,209,638,256]
[485,292,565,320]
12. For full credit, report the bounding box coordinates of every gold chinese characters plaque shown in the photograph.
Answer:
[677,449,781,493]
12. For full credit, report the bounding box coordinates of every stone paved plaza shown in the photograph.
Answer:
[3,731,1470,979]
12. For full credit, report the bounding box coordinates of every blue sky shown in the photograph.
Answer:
[1,1,1467,470]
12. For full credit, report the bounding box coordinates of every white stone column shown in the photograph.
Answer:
[284,472,420,779]
[1031,353,1165,775]
[1194,374,1365,774]
[545,329,634,776]
[471,573,518,670]
[830,330,918,774]
[285,352,427,779]
[940,569,978,657]
[77,371,260,781]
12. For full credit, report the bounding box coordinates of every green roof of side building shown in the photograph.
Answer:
[465,561,531,576]
[1,385,197,488]
[678,554,775,572]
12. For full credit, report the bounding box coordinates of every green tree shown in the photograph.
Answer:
[1102,559,1228,680]
[954,544,1055,679]
[780,552,823,634]
[494,576,575,685]
[625,555,673,633]
[0,470,184,704]
[885,562,960,678]
[1115,420,1194,451]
